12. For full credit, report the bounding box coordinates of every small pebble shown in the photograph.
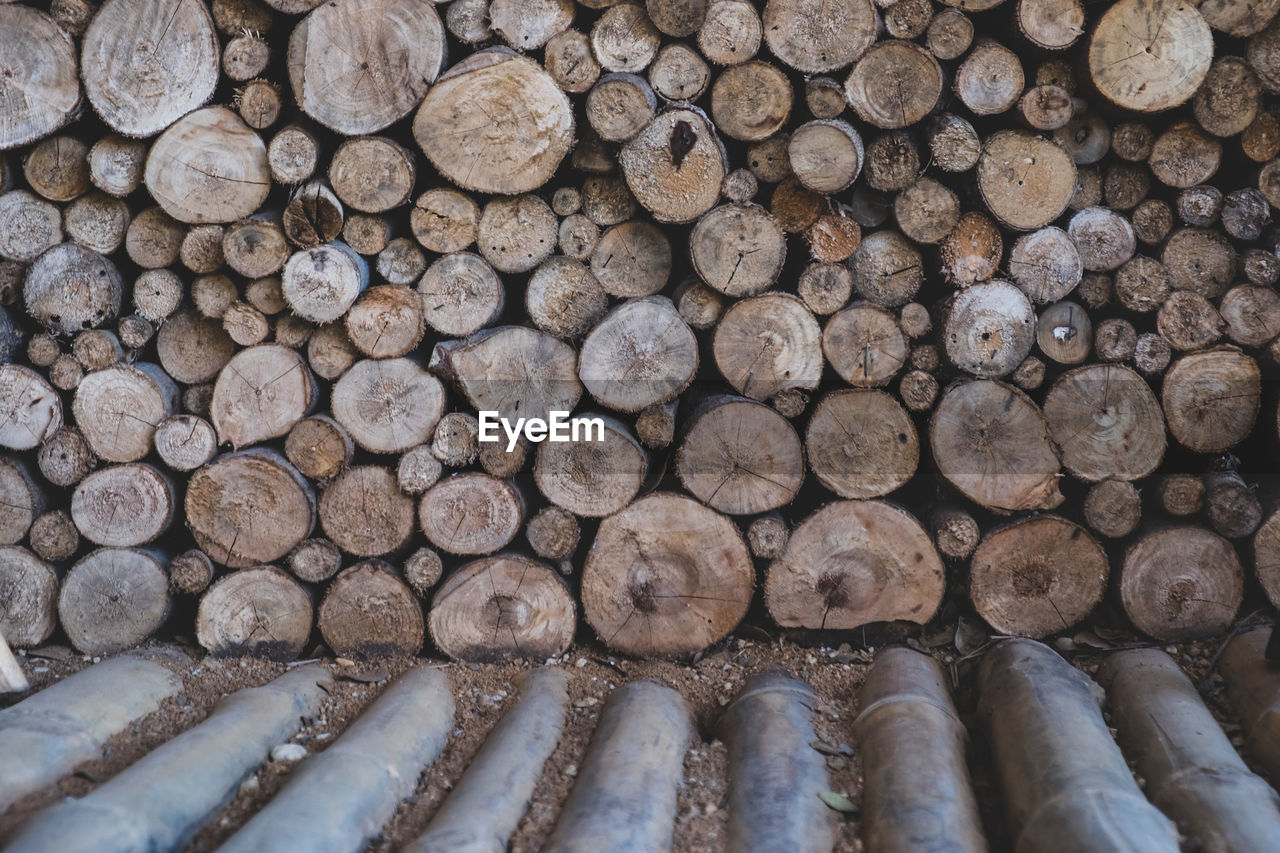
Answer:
[270,743,308,762]
[238,775,260,796]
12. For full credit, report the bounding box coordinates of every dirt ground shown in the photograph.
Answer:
[0,616,1272,852]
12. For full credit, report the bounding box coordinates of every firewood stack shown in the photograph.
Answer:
[0,0,1278,661]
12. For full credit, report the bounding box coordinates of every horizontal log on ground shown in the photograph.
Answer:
[717,670,836,853]
[544,679,692,853]
[5,665,330,852]
[978,639,1179,853]
[0,656,181,813]
[1098,648,1280,852]
[220,667,453,853]
[406,668,568,853]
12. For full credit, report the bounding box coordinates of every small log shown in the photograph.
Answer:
[156,309,236,385]
[1121,526,1243,641]
[928,9,974,59]
[145,107,270,224]
[418,472,523,556]
[1221,284,1280,347]
[396,446,442,496]
[1159,473,1205,517]
[1219,627,1280,780]
[211,344,316,449]
[197,565,313,660]
[1162,348,1260,454]
[477,194,557,274]
[710,61,792,143]
[939,212,1003,286]
[0,547,59,648]
[845,40,943,129]
[850,230,923,306]
[87,134,146,197]
[527,257,607,339]
[36,426,92,488]
[410,188,478,254]
[72,363,178,463]
[977,639,1180,853]
[620,107,727,223]
[415,50,572,195]
[283,181,343,248]
[932,506,981,560]
[582,492,752,657]
[747,515,789,560]
[330,357,445,454]
[713,292,822,400]
[71,463,173,548]
[318,559,423,658]
[406,668,567,853]
[943,281,1036,378]
[806,389,917,499]
[1098,648,1280,852]
[0,656,181,812]
[0,459,44,547]
[765,500,943,631]
[221,667,453,853]
[1083,479,1141,538]
[526,506,580,562]
[956,41,1024,117]
[30,510,80,562]
[320,465,415,557]
[690,203,785,297]
[698,0,762,66]
[169,549,214,596]
[1042,363,1165,482]
[581,297,697,413]
[0,190,62,262]
[429,554,575,661]
[431,326,582,423]
[1162,227,1236,298]
[419,252,505,337]
[1009,227,1082,304]
[58,547,171,655]
[544,29,602,93]
[24,242,123,336]
[930,380,1063,512]
[977,130,1077,230]
[544,680,692,853]
[717,671,836,853]
[1205,468,1263,539]
[676,396,803,514]
[1035,301,1091,365]
[970,515,1109,638]
[0,6,80,150]
[285,415,353,482]
[1088,0,1211,112]
[5,665,331,853]
[288,0,443,134]
[186,449,316,568]
[534,413,647,517]
[855,648,987,853]
[430,412,479,468]
[281,242,369,323]
[287,538,342,585]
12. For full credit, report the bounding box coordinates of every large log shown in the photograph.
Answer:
[581,492,752,657]
[765,500,944,631]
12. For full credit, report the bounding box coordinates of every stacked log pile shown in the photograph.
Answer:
[0,0,1279,661]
